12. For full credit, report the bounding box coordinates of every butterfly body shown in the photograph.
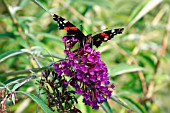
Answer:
[53,14,124,48]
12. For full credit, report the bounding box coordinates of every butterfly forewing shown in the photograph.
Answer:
[53,14,85,40]
[92,28,124,47]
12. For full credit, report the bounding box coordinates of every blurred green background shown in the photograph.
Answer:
[0,0,170,113]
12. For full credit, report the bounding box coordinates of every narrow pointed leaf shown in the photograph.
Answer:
[122,96,147,113]
[128,0,163,27]
[17,91,53,113]
[101,101,112,113]
[111,96,131,110]
[109,63,143,76]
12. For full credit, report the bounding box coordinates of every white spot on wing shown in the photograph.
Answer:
[63,20,68,23]
[111,29,115,33]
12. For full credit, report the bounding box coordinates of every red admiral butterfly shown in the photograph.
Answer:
[53,14,124,48]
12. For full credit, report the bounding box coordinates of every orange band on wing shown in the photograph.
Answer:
[64,26,78,30]
[100,32,106,36]
[64,27,70,30]
[100,32,109,39]
[70,27,78,30]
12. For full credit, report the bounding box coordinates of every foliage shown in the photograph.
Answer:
[0,0,170,113]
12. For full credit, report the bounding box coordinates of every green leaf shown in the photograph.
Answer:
[101,101,112,113]
[4,76,29,85]
[122,96,147,113]
[16,91,53,113]
[137,53,155,72]
[0,82,6,88]
[129,0,148,23]
[34,0,51,15]
[0,32,15,38]
[0,50,27,63]
[0,50,19,59]
[109,63,143,76]
[111,96,131,110]
[128,0,163,27]
[16,36,29,48]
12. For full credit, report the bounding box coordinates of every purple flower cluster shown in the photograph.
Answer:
[53,37,114,109]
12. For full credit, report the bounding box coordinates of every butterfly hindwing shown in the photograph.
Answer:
[92,28,124,47]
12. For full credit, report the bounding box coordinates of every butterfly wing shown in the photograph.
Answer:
[92,28,124,47]
[53,14,85,41]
